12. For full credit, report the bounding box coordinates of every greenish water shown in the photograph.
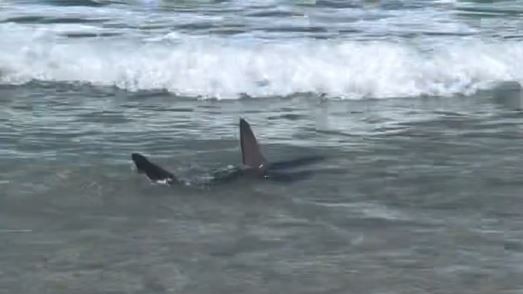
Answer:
[2,1,523,293]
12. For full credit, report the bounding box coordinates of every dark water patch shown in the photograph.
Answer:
[504,241,523,252]
[338,28,362,34]
[102,22,131,30]
[196,103,222,110]
[267,114,305,121]
[175,22,215,31]
[314,0,360,9]
[501,35,523,40]
[2,16,107,24]
[208,28,247,36]
[246,10,302,18]
[136,23,176,31]
[421,31,475,37]
[40,17,107,24]
[63,32,121,38]
[262,26,328,33]
[490,81,523,110]
[432,110,468,117]
[456,6,523,17]
[74,111,131,124]
[128,90,171,98]
[156,107,195,113]
[2,16,46,24]
[148,0,229,12]
[43,0,108,7]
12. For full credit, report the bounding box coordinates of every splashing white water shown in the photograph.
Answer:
[1,24,522,99]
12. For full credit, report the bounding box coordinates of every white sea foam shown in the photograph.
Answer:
[1,23,522,99]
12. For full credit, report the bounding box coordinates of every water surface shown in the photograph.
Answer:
[1,1,523,293]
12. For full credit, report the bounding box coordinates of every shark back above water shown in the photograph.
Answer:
[131,118,324,185]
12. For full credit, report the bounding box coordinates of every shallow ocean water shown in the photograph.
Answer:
[2,1,523,293]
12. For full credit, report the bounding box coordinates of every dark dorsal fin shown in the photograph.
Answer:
[239,118,268,170]
[131,153,176,184]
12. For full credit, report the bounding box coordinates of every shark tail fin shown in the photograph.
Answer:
[239,118,268,170]
[131,153,176,185]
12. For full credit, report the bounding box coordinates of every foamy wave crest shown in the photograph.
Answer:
[1,26,522,99]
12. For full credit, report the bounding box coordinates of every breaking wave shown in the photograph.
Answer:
[1,24,522,99]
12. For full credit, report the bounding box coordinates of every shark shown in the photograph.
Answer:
[131,118,323,185]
